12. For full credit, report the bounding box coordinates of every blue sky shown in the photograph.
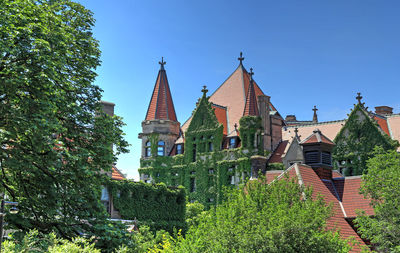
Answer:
[77,0,400,180]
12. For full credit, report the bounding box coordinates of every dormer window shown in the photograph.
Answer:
[229,138,236,149]
[176,144,183,154]
[157,141,165,156]
[145,141,151,157]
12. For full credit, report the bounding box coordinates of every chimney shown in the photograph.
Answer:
[285,115,297,122]
[375,106,393,116]
[258,95,271,151]
[101,100,115,117]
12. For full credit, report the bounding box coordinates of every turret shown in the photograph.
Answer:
[138,57,180,158]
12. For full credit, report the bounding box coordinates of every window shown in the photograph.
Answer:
[229,138,236,149]
[145,141,151,157]
[208,142,213,152]
[209,169,214,174]
[101,187,110,214]
[176,144,183,154]
[192,144,197,162]
[190,178,196,192]
[157,141,165,156]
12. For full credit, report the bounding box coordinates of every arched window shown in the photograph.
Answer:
[157,141,165,156]
[145,141,151,157]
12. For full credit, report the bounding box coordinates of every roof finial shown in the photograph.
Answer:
[249,68,254,81]
[312,105,318,123]
[356,92,363,105]
[201,85,208,96]
[234,123,238,131]
[159,57,166,70]
[238,52,244,65]
[294,127,299,137]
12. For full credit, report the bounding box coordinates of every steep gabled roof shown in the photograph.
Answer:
[208,61,278,134]
[266,164,371,251]
[243,68,259,116]
[145,59,177,121]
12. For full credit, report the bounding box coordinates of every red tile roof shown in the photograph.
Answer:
[209,64,278,134]
[374,115,390,136]
[112,166,125,180]
[212,104,228,135]
[268,164,371,251]
[268,140,288,163]
[145,63,177,121]
[300,128,335,145]
[243,70,259,116]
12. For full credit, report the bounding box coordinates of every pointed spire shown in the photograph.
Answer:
[312,105,318,123]
[145,57,177,121]
[238,52,245,65]
[243,68,259,116]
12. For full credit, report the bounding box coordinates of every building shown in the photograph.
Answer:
[137,54,400,250]
[138,54,284,207]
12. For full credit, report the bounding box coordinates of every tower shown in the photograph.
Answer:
[139,57,180,159]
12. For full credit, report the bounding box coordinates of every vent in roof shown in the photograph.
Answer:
[305,151,319,164]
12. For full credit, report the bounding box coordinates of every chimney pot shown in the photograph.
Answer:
[375,106,393,116]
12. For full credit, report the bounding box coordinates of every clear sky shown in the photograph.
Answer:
[77,0,400,180]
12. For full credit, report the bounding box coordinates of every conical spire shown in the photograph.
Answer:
[243,68,259,116]
[145,57,178,121]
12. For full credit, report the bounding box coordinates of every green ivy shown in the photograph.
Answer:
[333,104,399,176]
[138,93,268,209]
[107,180,186,234]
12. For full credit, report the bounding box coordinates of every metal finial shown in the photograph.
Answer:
[234,123,238,130]
[356,92,363,105]
[159,57,166,69]
[294,127,299,137]
[238,52,244,65]
[249,68,254,81]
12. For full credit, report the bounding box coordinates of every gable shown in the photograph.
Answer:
[186,93,221,133]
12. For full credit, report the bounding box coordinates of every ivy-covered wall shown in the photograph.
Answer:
[107,180,186,233]
[138,91,267,208]
[333,104,399,176]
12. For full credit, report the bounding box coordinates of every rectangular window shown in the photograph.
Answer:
[229,138,236,149]
[176,144,183,154]
[208,142,213,152]
[190,178,196,192]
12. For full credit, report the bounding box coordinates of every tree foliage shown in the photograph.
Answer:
[355,147,400,252]
[155,178,353,252]
[0,0,128,249]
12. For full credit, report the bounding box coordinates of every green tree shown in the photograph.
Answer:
[0,0,128,250]
[355,147,400,252]
[160,178,353,252]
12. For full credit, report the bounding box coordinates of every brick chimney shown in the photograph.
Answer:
[101,100,115,116]
[285,115,297,122]
[375,106,393,116]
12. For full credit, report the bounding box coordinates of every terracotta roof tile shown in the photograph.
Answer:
[387,114,400,151]
[268,165,369,251]
[243,71,259,116]
[268,140,288,163]
[212,104,228,135]
[373,115,390,136]
[112,166,125,180]
[145,64,177,121]
[300,129,335,145]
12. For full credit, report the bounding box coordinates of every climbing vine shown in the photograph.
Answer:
[333,104,399,176]
[107,180,186,233]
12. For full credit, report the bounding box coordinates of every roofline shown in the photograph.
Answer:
[284,119,346,129]
[100,100,115,106]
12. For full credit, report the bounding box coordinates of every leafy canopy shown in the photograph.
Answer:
[0,0,128,249]
[355,147,400,252]
[156,178,353,252]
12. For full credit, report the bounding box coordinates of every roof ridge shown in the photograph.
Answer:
[285,119,346,129]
